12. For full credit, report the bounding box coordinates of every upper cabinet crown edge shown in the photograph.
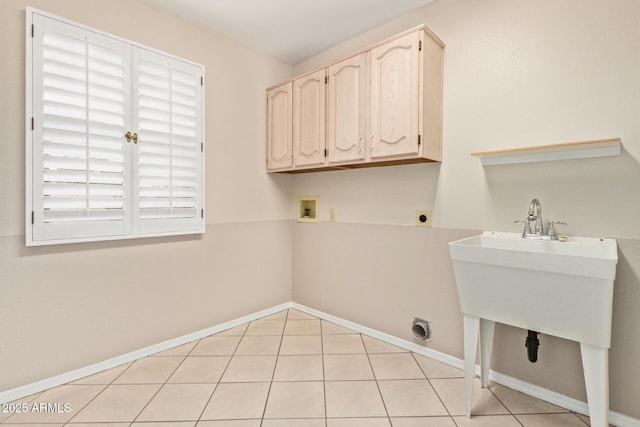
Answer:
[265,24,444,91]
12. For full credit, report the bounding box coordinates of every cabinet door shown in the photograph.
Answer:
[327,53,367,164]
[370,31,421,159]
[293,69,326,167]
[267,82,293,170]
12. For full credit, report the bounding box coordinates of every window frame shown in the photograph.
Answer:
[26,7,206,246]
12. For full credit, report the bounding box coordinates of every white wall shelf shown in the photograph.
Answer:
[471,138,622,166]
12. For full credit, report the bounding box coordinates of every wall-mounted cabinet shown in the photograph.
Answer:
[266,82,293,171]
[266,25,444,174]
[370,31,421,160]
[293,69,327,168]
[327,52,368,165]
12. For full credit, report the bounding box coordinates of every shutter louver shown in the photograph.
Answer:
[135,52,201,228]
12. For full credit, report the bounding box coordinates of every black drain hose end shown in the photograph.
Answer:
[525,330,540,363]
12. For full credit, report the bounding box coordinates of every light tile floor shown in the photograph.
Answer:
[0,309,600,427]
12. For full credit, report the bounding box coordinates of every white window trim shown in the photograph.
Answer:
[26,7,206,246]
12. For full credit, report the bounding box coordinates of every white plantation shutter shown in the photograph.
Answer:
[133,49,203,234]
[31,15,131,242]
[27,9,204,245]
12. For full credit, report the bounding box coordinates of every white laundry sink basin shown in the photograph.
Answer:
[449,231,618,347]
[449,230,618,426]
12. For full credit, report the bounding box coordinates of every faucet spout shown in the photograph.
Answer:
[527,199,543,235]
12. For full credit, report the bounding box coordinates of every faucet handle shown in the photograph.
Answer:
[547,221,566,237]
[514,219,532,236]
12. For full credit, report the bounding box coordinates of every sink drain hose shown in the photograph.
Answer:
[525,330,540,363]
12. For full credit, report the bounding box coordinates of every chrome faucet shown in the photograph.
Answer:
[527,198,543,236]
[515,199,565,240]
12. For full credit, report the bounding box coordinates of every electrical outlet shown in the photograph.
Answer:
[329,208,336,222]
[415,210,432,227]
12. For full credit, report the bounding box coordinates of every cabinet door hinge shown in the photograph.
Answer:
[31,211,35,225]
[31,117,34,130]
[31,24,35,38]
[419,40,422,51]
[418,134,421,145]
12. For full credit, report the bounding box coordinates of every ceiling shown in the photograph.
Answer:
[142,0,435,64]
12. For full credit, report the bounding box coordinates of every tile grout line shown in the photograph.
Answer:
[487,380,584,425]
[411,351,457,426]
[1,389,47,424]
[574,412,592,426]
[61,358,140,425]
[258,309,288,426]
[194,323,246,425]
[128,350,192,425]
[360,333,393,426]
[70,347,187,426]
[320,318,328,427]
[14,362,136,426]
[411,351,557,425]
[61,386,109,426]
[486,382,526,427]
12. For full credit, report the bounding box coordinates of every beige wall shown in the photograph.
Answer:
[291,0,640,419]
[0,0,293,391]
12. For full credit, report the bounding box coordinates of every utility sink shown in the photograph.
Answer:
[449,231,617,347]
[449,231,618,427]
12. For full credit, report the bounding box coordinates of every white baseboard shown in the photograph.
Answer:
[2,301,638,427]
[0,302,291,404]
[291,302,640,427]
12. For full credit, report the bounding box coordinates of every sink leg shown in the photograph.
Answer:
[463,315,480,418]
[580,343,609,427]
[480,319,495,388]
